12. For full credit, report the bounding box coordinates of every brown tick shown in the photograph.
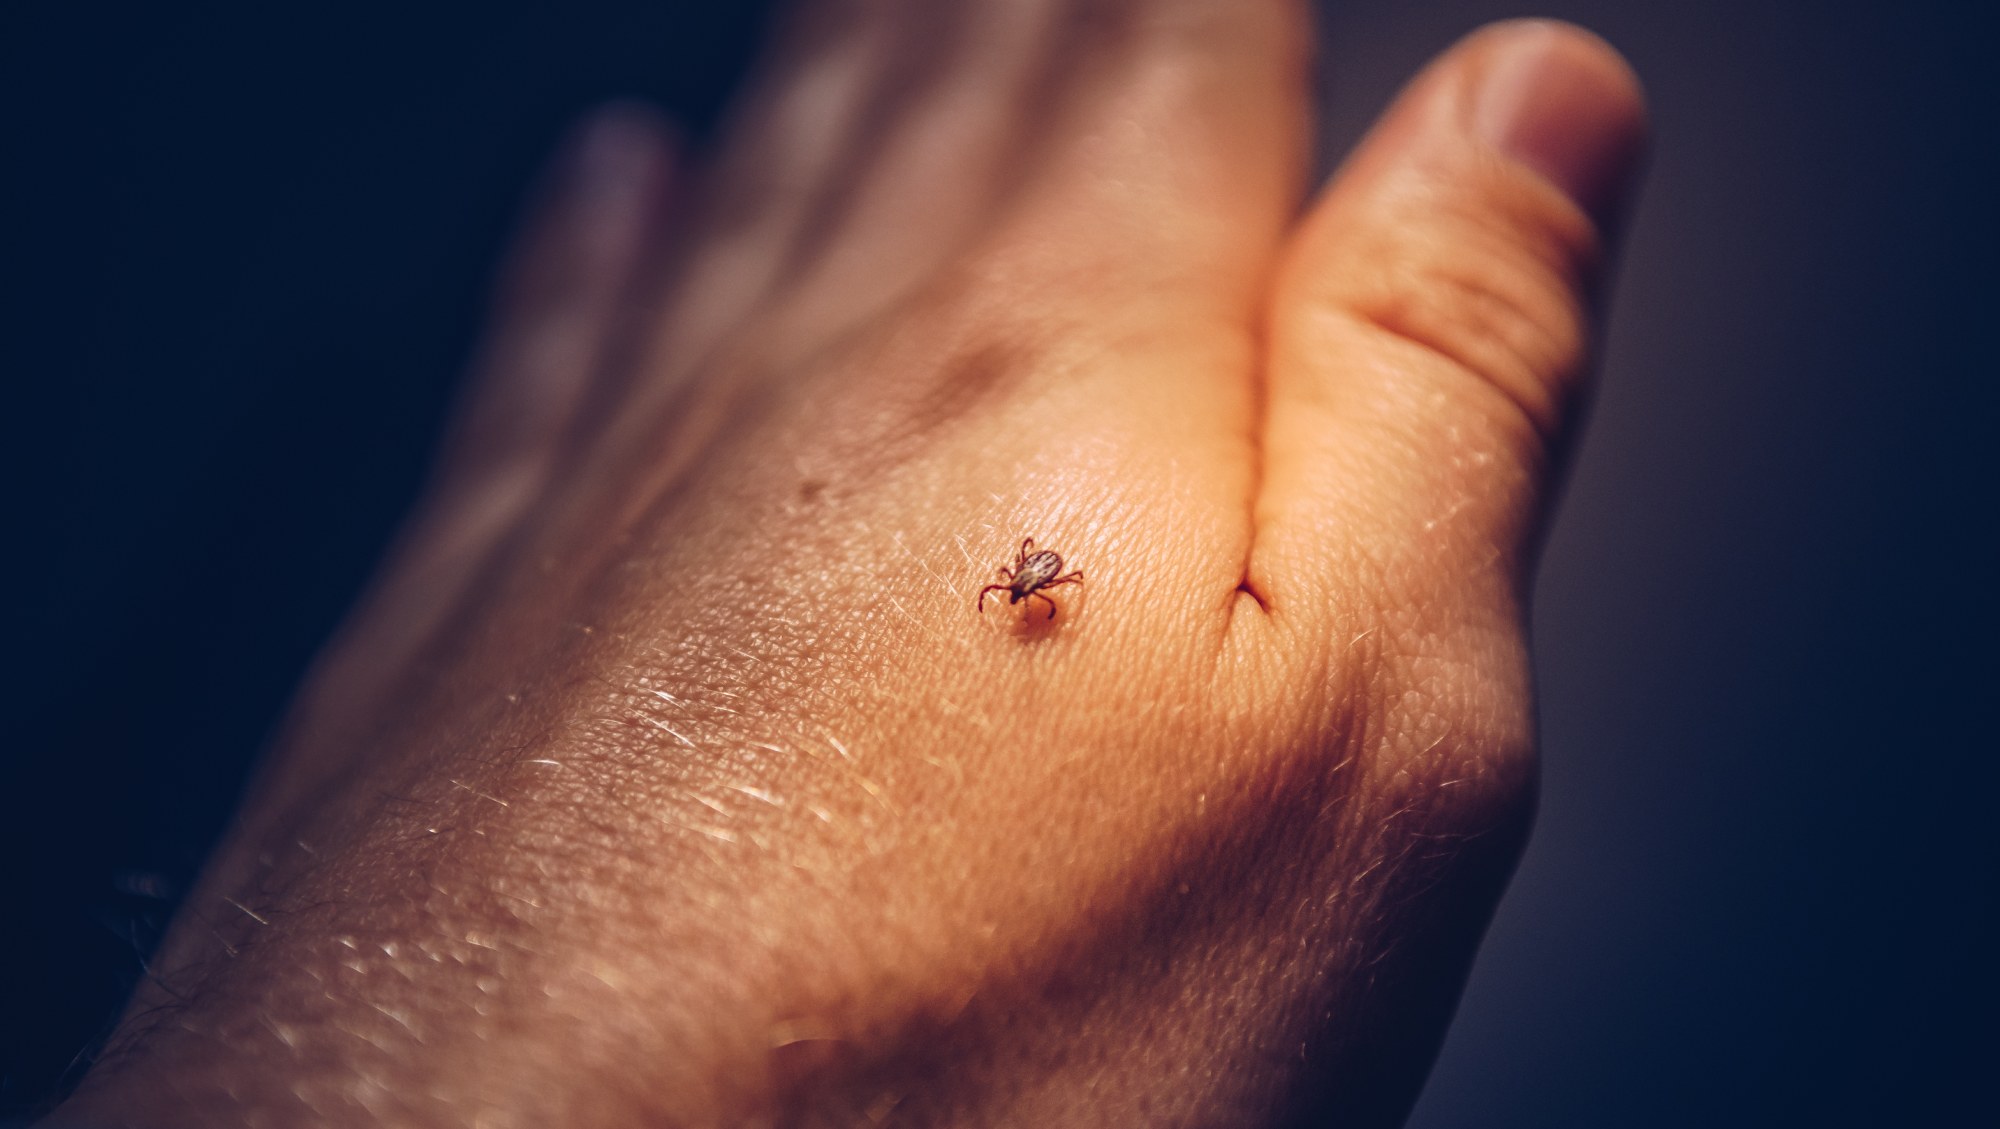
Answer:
[978,538,1083,620]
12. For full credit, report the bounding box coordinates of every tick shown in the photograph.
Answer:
[978,538,1083,620]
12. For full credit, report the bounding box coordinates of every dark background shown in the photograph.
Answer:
[2,1,1989,1123]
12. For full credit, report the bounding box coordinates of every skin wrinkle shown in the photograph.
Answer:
[1278,57,1601,450]
[1232,280,1276,619]
[1333,203,1594,449]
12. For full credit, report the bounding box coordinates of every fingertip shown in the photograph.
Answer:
[1465,20,1649,233]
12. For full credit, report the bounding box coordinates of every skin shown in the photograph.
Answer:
[51,4,1646,1127]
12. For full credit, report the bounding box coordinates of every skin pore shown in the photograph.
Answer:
[51,4,1645,1127]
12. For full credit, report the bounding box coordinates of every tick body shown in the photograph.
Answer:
[978,538,1083,620]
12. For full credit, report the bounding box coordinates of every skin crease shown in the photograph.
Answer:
[52,4,1646,1128]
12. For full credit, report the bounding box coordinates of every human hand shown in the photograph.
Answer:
[55,5,1644,1126]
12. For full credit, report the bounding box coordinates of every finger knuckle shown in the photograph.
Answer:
[1340,170,1599,443]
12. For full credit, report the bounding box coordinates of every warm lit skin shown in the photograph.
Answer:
[52,4,1646,1127]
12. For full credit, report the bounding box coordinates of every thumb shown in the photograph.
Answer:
[1256,20,1646,613]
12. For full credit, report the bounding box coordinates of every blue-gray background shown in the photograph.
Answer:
[3,1,1988,1122]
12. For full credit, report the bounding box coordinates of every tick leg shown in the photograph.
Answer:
[978,584,1009,612]
[1031,592,1057,619]
[1018,537,1034,565]
[1048,571,1083,586]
